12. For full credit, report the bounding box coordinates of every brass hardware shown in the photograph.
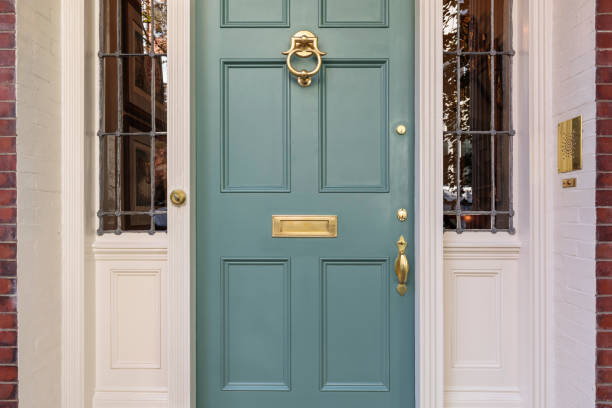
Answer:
[282,30,327,87]
[562,178,577,188]
[558,116,582,173]
[394,235,409,296]
[170,189,187,206]
[272,215,337,238]
[397,208,408,222]
[396,125,407,135]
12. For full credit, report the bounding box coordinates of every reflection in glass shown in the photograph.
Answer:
[442,0,514,232]
[99,0,168,234]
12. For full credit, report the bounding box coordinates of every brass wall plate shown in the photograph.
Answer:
[558,116,582,173]
[272,215,338,238]
[562,178,577,188]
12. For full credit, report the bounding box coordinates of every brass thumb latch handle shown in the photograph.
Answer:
[394,235,409,296]
[282,30,327,87]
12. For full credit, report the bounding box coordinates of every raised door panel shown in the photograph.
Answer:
[221,61,290,192]
[319,60,389,192]
[320,259,389,391]
[320,0,388,27]
[221,0,289,27]
[222,259,291,390]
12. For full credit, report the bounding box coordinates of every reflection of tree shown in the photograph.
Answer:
[139,0,167,54]
[442,0,472,204]
[442,1,457,199]
[443,0,513,230]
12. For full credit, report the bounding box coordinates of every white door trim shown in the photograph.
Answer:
[528,0,553,406]
[58,0,552,407]
[414,0,444,406]
[166,1,196,407]
[61,0,86,406]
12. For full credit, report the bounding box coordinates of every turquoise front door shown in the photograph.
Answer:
[196,0,415,406]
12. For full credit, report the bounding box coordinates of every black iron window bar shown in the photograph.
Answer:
[97,0,167,235]
[443,0,515,234]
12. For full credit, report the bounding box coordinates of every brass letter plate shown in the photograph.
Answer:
[272,215,338,238]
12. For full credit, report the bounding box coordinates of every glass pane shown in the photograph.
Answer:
[444,214,458,230]
[495,134,511,211]
[123,0,153,54]
[443,133,459,212]
[103,58,119,133]
[443,53,458,132]
[100,134,118,213]
[460,134,492,213]
[495,55,511,131]
[101,216,118,232]
[100,0,168,234]
[121,134,152,209]
[121,134,153,231]
[122,56,153,133]
[155,56,168,131]
[102,0,118,54]
[462,214,491,230]
[441,0,513,233]
[460,0,492,52]
[154,135,167,231]
[495,214,510,230]
[494,0,512,51]
[154,136,167,215]
[460,55,491,131]
[443,0,458,52]
[153,0,168,55]
[123,214,152,231]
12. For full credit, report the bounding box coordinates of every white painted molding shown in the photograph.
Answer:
[167,0,196,407]
[443,240,521,260]
[445,386,522,407]
[61,0,86,406]
[529,0,553,407]
[93,391,168,408]
[415,0,444,407]
[92,235,169,259]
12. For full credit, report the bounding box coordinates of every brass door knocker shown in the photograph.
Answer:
[282,30,327,87]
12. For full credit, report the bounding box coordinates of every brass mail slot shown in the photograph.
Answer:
[272,215,338,238]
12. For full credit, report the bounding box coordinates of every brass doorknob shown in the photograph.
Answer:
[170,189,187,206]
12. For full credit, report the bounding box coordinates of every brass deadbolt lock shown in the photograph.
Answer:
[397,208,408,222]
[170,189,187,206]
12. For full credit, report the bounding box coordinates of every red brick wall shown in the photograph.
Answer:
[599,0,612,406]
[0,0,16,405]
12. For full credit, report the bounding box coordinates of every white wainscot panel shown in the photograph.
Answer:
[92,237,169,408]
[111,270,161,369]
[444,240,521,408]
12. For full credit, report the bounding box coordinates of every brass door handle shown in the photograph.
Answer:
[394,235,409,296]
[282,30,327,87]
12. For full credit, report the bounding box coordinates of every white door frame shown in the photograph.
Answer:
[59,0,553,406]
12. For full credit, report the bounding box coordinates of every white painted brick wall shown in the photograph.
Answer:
[551,0,597,406]
[16,0,62,406]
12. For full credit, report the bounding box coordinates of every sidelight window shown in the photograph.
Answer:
[442,0,515,233]
[98,0,168,234]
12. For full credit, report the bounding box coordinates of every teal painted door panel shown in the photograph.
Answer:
[196,0,415,406]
